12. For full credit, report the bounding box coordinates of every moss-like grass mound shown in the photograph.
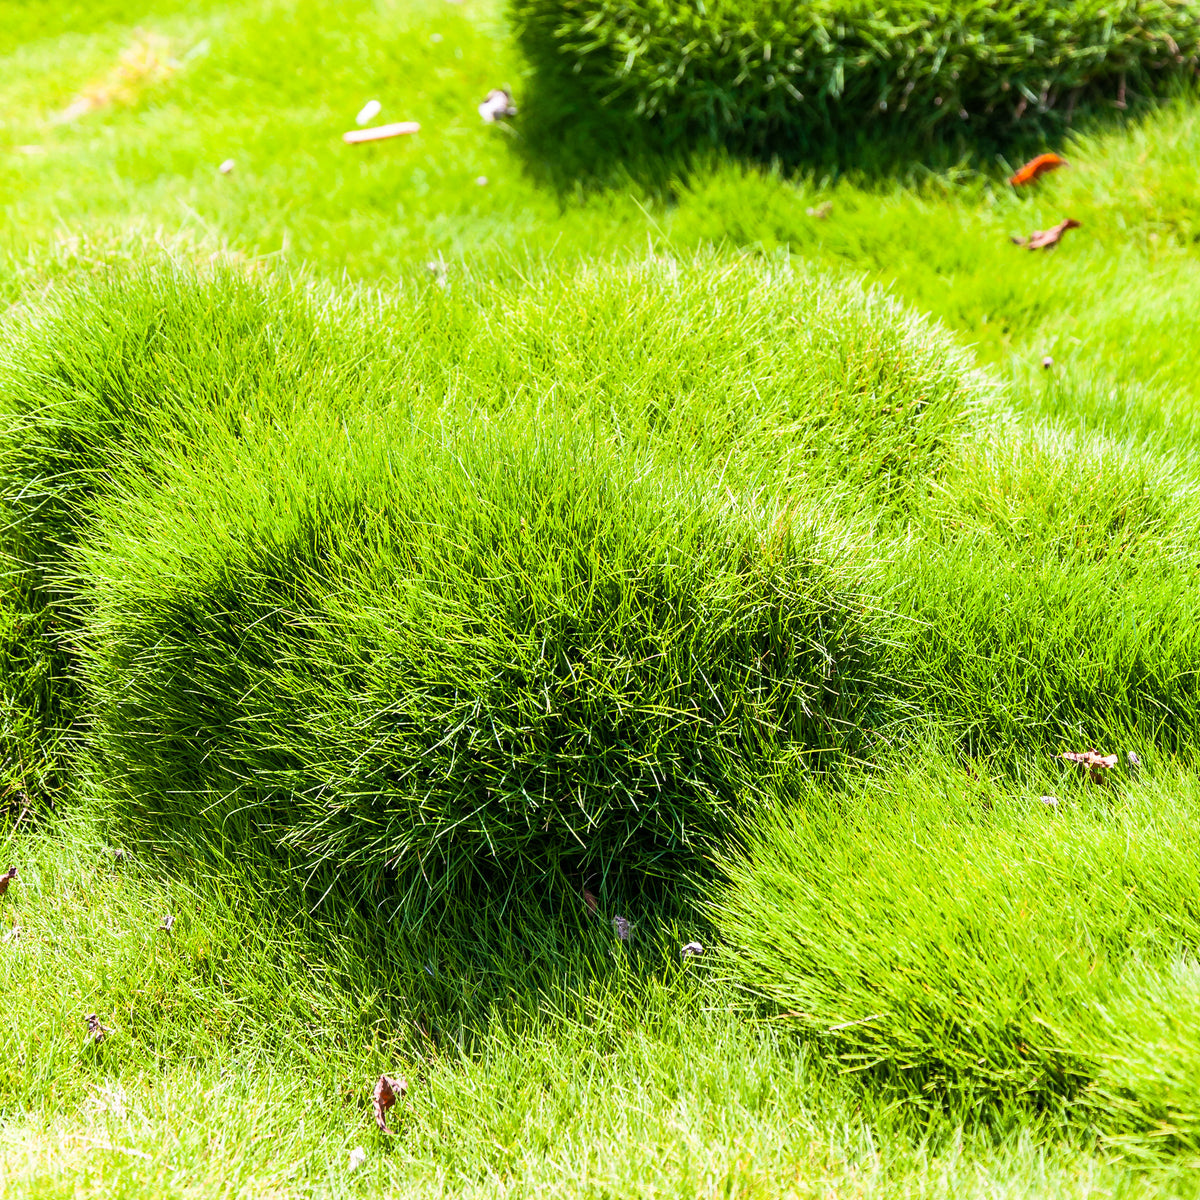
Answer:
[77,418,876,907]
[713,761,1200,1139]
[0,257,979,907]
[512,0,1200,169]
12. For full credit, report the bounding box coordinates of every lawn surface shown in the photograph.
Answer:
[3,2,1200,1197]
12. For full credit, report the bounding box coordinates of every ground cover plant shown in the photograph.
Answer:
[4,1,1200,1196]
[512,0,1200,171]
[715,760,1200,1141]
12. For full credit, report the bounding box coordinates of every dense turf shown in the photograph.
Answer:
[4,1,1200,1196]
[512,0,1200,167]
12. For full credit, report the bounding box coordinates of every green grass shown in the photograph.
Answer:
[5,0,1200,1196]
[511,0,1200,169]
[714,755,1200,1132]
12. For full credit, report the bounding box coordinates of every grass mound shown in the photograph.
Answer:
[0,253,983,816]
[75,413,877,908]
[0,265,401,802]
[512,0,1200,171]
[0,265,397,579]
[712,760,1200,1142]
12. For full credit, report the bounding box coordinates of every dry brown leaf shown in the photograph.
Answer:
[0,867,16,898]
[372,1074,407,1133]
[1061,748,1119,782]
[582,888,599,914]
[85,1013,109,1044]
[1011,218,1081,250]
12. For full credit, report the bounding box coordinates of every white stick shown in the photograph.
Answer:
[343,122,419,144]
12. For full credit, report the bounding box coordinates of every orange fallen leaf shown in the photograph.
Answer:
[0,867,15,898]
[372,1074,407,1133]
[1009,153,1068,186]
[1012,218,1081,250]
[1061,748,1118,782]
[582,888,599,914]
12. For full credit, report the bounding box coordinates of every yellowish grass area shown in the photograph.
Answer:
[55,30,178,124]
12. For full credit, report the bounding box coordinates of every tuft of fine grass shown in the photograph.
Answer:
[711,754,1200,1147]
[511,0,1200,173]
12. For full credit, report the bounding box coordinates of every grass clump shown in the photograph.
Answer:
[712,758,1200,1144]
[0,264,398,578]
[75,412,877,910]
[0,264,402,803]
[512,0,1200,170]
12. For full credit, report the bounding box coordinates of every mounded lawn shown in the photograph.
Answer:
[3,2,1200,1196]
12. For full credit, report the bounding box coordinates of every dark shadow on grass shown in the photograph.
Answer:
[513,72,1200,196]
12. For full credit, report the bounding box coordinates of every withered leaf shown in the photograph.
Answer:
[806,201,833,219]
[1011,218,1081,250]
[85,1013,109,1044]
[681,941,704,958]
[0,867,15,897]
[157,914,175,932]
[1061,748,1119,782]
[612,916,631,941]
[372,1073,407,1133]
[1127,750,1142,769]
[582,888,599,915]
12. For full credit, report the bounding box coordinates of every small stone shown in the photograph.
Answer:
[478,88,517,123]
[218,158,235,175]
